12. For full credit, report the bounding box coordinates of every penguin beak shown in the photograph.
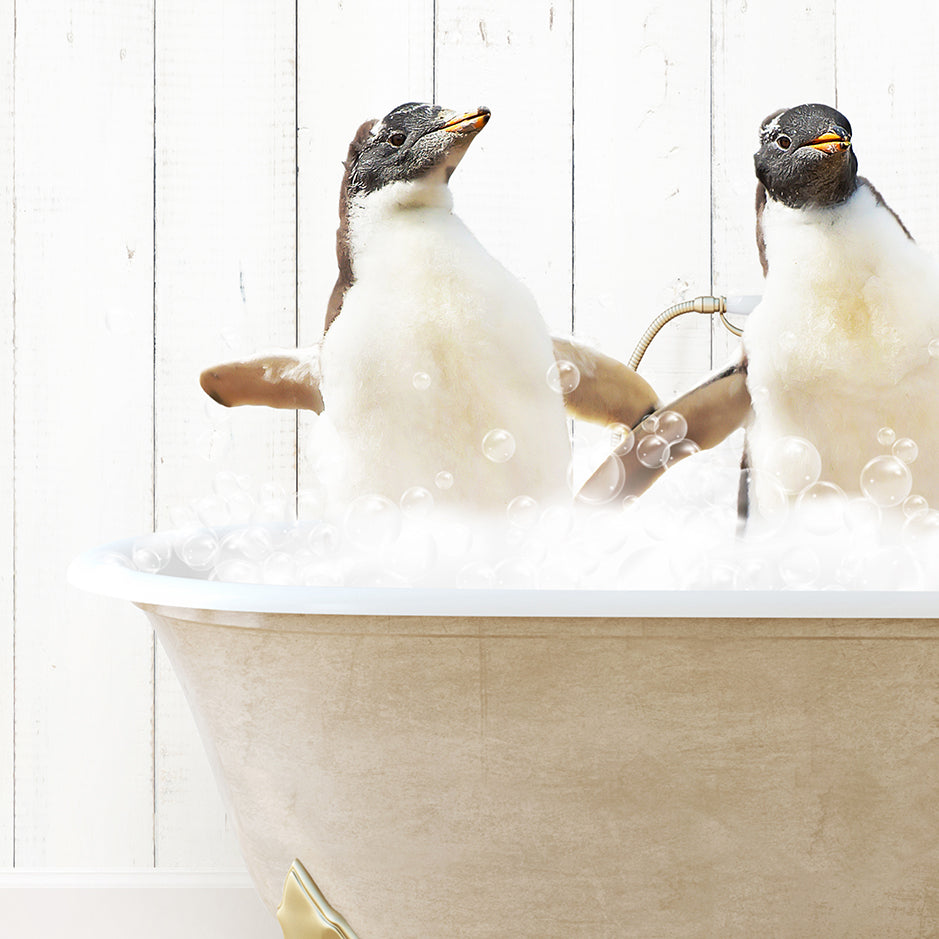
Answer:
[441,107,492,134]
[807,131,851,154]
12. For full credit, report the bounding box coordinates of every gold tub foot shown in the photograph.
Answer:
[277,859,360,939]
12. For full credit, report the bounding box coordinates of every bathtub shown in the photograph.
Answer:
[70,534,939,938]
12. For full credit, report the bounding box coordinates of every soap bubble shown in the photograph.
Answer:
[199,427,232,463]
[223,525,274,562]
[132,534,172,573]
[169,502,201,530]
[841,545,922,590]
[844,497,882,537]
[902,509,939,549]
[540,505,575,538]
[745,470,790,534]
[211,559,260,584]
[892,437,919,464]
[213,470,251,499]
[194,494,232,528]
[778,545,821,588]
[859,455,913,507]
[764,436,822,494]
[225,489,256,525]
[457,561,496,589]
[307,522,341,558]
[494,557,538,588]
[412,371,432,391]
[902,495,929,519]
[400,486,435,519]
[262,552,297,585]
[666,439,700,467]
[296,486,327,522]
[435,519,473,560]
[574,454,625,504]
[344,494,402,551]
[546,360,581,394]
[795,481,847,535]
[176,528,221,570]
[299,563,345,588]
[737,556,776,591]
[640,501,685,542]
[101,550,135,570]
[640,414,659,434]
[254,483,291,524]
[609,423,635,456]
[636,434,670,469]
[434,471,454,491]
[656,411,688,444]
[507,495,540,529]
[482,429,516,463]
[876,426,896,447]
[385,529,437,581]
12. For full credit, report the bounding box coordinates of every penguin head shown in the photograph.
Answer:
[343,102,491,199]
[754,103,858,209]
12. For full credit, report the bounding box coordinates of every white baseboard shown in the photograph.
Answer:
[0,871,282,938]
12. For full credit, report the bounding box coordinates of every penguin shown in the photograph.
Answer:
[200,102,661,511]
[315,101,573,508]
[744,102,939,511]
[580,103,939,521]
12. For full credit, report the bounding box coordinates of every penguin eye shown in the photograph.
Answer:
[776,135,792,150]
[389,132,407,147]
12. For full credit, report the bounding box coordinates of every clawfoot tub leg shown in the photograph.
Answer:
[277,860,360,939]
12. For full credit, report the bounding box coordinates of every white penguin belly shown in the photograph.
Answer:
[319,208,571,511]
[745,189,939,506]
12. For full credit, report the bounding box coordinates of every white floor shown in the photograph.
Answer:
[0,872,282,939]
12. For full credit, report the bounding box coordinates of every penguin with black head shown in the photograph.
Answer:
[743,102,939,513]
[318,101,578,509]
[579,103,939,523]
[201,102,661,511]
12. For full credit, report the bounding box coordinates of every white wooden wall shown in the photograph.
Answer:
[3,0,938,931]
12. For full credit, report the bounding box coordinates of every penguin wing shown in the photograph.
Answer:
[552,337,660,428]
[578,349,751,501]
[755,182,770,276]
[200,348,324,412]
[858,176,915,241]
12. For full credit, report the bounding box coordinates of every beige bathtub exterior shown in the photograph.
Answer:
[139,604,939,939]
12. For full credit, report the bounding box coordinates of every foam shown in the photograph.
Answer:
[126,427,939,592]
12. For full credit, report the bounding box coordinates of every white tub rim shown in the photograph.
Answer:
[68,534,939,620]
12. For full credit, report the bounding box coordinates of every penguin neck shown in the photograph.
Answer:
[762,183,878,278]
[345,178,456,273]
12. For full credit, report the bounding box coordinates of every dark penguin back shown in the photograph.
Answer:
[324,119,377,334]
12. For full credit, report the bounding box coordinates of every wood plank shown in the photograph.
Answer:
[295,0,433,490]
[154,0,298,868]
[0,0,14,868]
[574,0,712,403]
[710,0,837,367]
[435,0,574,336]
[12,2,156,866]
[835,2,939,255]
[296,0,433,342]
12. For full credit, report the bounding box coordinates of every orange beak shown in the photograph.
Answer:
[442,108,491,133]
[808,132,851,154]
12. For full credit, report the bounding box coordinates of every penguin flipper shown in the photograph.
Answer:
[578,350,751,502]
[200,349,324,413]
[552,337,659,428]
